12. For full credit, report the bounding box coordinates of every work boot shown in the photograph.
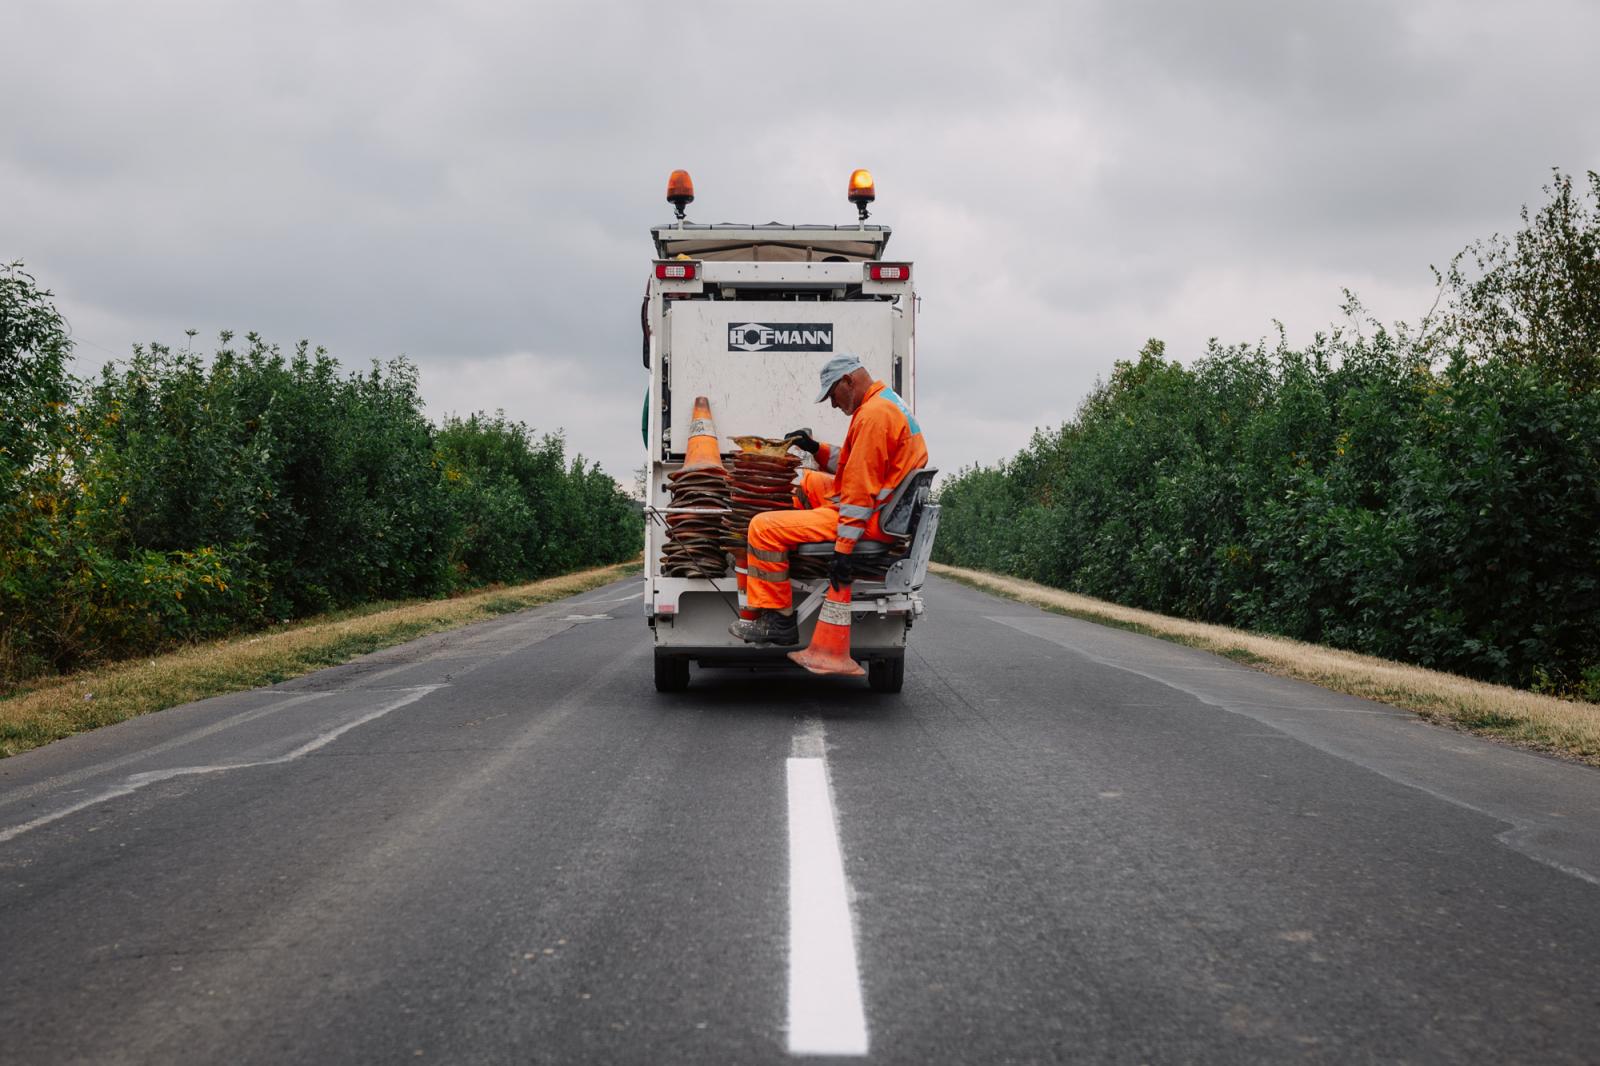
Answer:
[728,610,800,645]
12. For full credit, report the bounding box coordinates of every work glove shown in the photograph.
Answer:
[784,427,820,456]
[828,549,854,592]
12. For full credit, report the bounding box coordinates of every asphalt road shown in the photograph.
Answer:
[3,575,1598,1064]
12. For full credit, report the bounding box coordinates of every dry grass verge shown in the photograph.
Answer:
[933,563,1600,768]
[0,562,639,758]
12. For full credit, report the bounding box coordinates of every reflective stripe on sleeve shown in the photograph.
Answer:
[836,524,866,541]
[838,502,873,520]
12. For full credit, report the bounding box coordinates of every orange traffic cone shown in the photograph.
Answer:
[681,395,725,474]
[788,584,865,677]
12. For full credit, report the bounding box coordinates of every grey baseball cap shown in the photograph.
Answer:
[814,353,864,402]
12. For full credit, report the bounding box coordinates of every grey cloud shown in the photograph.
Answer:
[5,0,1598,482]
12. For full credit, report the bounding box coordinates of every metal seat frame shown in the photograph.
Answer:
[786,468,942,622]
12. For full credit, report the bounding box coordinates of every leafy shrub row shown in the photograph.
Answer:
[935,171,1600,698]
[1,269,640,686]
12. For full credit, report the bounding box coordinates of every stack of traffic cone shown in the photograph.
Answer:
[720,435,802,617]
[659,397,731,578]
[788,584,865,677]
[720,436,802,559]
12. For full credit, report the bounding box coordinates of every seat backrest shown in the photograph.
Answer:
[879,467,937,537]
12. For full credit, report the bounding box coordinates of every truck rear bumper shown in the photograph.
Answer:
[651,588,912,653]
[646,575,920,616]
[655,645,904,667]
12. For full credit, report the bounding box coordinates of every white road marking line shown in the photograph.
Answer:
[0,686,440,846]
[587,591,645,605]
[573,584,644,606]
[791,715,827,759]
[787,751,869,1056]
[0,690,334,811]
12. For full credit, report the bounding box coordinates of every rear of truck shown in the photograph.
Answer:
[643,206,938,692]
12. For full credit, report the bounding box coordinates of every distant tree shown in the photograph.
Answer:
[0,262,74,486]
[1445,169,1600,391]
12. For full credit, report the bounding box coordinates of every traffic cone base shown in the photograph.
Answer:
[788,587,865,677]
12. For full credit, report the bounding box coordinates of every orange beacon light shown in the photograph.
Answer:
[667,170,695,220]
[847,169,875,220]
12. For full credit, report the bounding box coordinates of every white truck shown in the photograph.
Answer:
[642,170,940,693]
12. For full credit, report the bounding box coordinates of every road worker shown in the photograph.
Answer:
[729,354,929,644]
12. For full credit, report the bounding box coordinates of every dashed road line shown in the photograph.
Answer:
[787,717,869,1056]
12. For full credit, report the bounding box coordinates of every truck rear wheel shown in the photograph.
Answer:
[868,653,905,693]
[653,650,690,692]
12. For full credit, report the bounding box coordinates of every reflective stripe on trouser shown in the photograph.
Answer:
[749,562,789,582]
[797,468,896,546]
[748,546,788,584]
[745,505,843,610]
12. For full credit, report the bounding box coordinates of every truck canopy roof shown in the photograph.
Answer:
[652,223,891,262]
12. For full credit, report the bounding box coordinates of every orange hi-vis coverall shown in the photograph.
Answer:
[745,380,928,610]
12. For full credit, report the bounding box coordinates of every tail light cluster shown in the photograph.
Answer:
[657,261,909,283]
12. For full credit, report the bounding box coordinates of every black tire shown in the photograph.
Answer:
[868,653,905,693]
[654,650,690,692]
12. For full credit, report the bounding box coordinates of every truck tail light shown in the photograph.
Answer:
[868,263,910,282]
[655,261,698,280]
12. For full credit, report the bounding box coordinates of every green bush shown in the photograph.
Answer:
[437,413,642,585]
[0,276,641,688]
[2,263,84,679]
[937,172,1600,696]
[75,337,461,618]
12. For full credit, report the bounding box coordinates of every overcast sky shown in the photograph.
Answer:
[6,1,1598,482]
